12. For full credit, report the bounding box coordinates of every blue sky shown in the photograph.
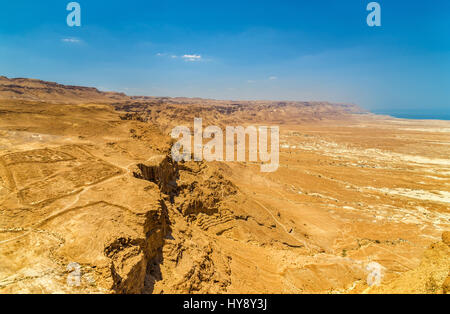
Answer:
[0,1,449,118]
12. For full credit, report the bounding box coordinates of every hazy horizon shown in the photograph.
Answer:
[1,1,449,119]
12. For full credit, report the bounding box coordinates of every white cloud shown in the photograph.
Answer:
[269,76,278,80]
[62,38,82,44]
[182,54,202,62]
[155,53,204,62]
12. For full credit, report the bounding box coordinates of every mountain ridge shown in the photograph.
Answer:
[0,76,367,116]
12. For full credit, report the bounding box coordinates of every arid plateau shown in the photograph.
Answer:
[0,76,448,294]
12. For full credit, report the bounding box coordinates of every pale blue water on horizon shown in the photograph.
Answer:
[372,110,450,121]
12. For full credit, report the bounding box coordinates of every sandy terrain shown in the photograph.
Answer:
[0,77,448,294]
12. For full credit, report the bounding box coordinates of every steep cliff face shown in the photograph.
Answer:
[105,202,169,294]
[133,155,179,197]
[132,154,238,217]
[131,154,239,293]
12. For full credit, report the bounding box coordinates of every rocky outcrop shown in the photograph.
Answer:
[175,164,238,216]
[104,202,168,294]
[132,155,179,197]
[130,153,239,294]
[132,154,238,217]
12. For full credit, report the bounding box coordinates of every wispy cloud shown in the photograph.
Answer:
[156,53,203,62]
[62,37,82,44]
[269,76,278,80]
[182,54,202,62]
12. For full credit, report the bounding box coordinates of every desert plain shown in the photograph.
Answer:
[0,76,448,294]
